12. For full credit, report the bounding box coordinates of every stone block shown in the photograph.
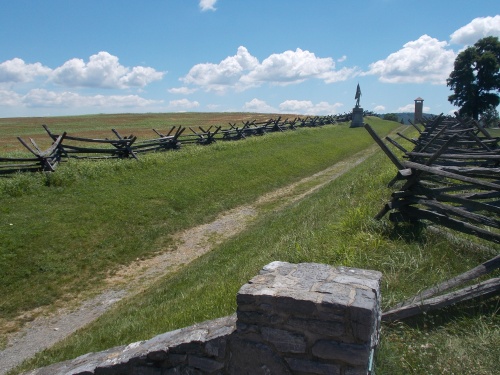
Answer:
[167,353,187,366]
[312,340,370,366]
[187,355,224,372]
[128,366,163,375]
[261,327,307,353]
[147,350,169,362]
[205,337,226,358]
[228,338,291,374]
[285,357,341,375]
[287,317,345,339]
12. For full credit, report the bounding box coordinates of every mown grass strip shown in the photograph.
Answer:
[14,134,499,375]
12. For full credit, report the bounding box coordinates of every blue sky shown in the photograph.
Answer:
[0,0,499,118]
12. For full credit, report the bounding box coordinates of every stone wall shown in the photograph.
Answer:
[25,261,382,375]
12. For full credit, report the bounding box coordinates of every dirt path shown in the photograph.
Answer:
[0,143,380,375]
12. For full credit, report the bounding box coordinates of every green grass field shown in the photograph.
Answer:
[0,117,393,320]
[1,114,498,375]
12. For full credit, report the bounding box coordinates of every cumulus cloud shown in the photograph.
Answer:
[51,51,164,89]
[182,46,356,93]
[199,0,217,11]
[450,15,500,45]
[206,104,222,110]
[168,98,200,111]
[0,89,23,106]
[0,58,51,83]
[279,100,343,115]
[397,103,430,113]
[242,98,344,115]
[168,86,198,95]
[242,98,277,113]
[366,35,456,84]
[373,105,386,112]
[4,88,161,108]
[320,67,361,83]
[241,48,336,86]
[182,46,259,93]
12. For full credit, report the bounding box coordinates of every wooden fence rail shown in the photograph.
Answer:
[0,132,66,174]
[366,115,500,244]
[369,115,500,320]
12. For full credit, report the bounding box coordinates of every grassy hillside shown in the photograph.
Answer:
[2,114,498,375]
[0,116,396,322]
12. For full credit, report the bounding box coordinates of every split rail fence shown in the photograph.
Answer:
[0,115,337,175]
[365,114,500,320]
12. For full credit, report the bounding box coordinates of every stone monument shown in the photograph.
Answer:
[350,83,364,128]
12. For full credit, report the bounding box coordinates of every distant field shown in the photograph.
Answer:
[0,112,299,152]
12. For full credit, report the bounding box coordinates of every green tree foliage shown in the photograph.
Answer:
[480,105,499,128]
[447,36,500,120]
[383,113,399,122]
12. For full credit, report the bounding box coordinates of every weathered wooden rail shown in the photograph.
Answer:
[43,125,139,160]
[383,254,500,321]
[0,133,66,174]
[131,127,185,153]
[368,114,500,320]
[367,114,500,244]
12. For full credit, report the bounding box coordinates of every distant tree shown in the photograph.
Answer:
[480,105,499,128]
[383,113,399,122]
[447,36,500,120]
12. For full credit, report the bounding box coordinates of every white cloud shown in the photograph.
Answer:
[373,105,386,112]
[241,48,335,86]
[279,100,343,115]
[121,66,164,87]
[397,104,415,112]
[242,97,344,116]
[397,103,431,113]
[450,16,500,45]
[337,55,347,62]
[320,66,361,83]
[242,98,277,113]
[199,0,217,11]
[206,103,222,110]
[182,46,355,93]
[366,35,456,84]
[182,46,259,93]
[168,98,200,111]
[16,89,161,108]
[51,51,164,89]
[168,86,198,95]
[0,89,23,106]
[0,58,51,83]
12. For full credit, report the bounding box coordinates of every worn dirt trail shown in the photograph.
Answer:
[0,143,379,375]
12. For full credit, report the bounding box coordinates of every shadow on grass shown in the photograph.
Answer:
[382,221,428,244]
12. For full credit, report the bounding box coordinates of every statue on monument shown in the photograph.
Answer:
[350,83,364,128]
[354,83,361,108]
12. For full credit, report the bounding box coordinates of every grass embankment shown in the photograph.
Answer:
[1,118,394,322]
[4,116,499,374]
